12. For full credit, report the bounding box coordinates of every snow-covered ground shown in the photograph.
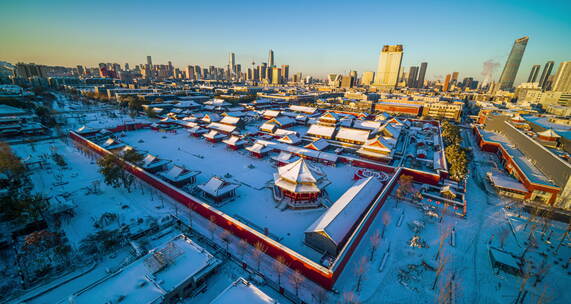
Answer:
[5,95,570,304]
[331,129,571,303]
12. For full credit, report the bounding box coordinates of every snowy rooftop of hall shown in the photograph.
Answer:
[478,128,556,187]
[73,234,220,304]
[210,278,277,304]
[306,177,383,246]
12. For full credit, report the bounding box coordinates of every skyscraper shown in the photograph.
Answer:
[417,62,428,89]
[374,44,404,89]
[272,67,281,84]
[268,50,274,67]
[538,61,555,89]
[498,36,529,90]
[229,52,235,68]
[281,65,289,82]
[15,63,46,78]
[146,56,153,68]
[528,65,541,83]
[350,70,358,86]
[451,72,459,84]
[361,71,375,86]
[407,66,419,88]
[443,74,452,92]
[551,61,571,92]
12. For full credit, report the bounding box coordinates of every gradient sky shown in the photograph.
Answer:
[1,0,570,83]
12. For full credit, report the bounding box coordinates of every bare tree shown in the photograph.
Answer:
[273,256,289,286]
[220,229,232,253]
[432,253,449,290]
[187,208,193,230]
[439,203,449,223]
[252,241,267,272]
[313,287,329,304]
[555,219,571,254]
[498,226,510,249]
[237,239,248,261]
[435,225,451,261]
[522,224,539,260]
[381,212,391,239]
[354,256,369,292]
[534,260,551,287]
[343,291,360,304]
[436,272,453,304]
[514,267,530,304]
[369,229,381,261]
[207,215,217,241]
[290,269,305,297]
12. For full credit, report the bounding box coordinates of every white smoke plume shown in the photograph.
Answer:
[481,60,500,86]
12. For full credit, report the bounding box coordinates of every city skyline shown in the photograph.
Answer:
[1,0,570,84]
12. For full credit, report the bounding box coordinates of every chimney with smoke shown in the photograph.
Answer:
[481,59,500,87]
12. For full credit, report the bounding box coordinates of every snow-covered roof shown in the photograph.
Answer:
[319,111,340,122]
[304,138,329,151]
[433,151,445,171]
[537,129,560,138]
[222,135,246,146]
[220,115,241,125]
[278,134,302,145]
[246,142,271,154]
[489,247,521,270]
[174,100,201,108]
[352,120,382,131]
[73,234,220,304]
[262,109,281,118]
[274,128,298,136]
[267,117,295,127]
[335,127,370,143]
[142,154,170,169]
[178,121,199,128]
[271,151,298,163]
[204,99,231,106]
[76,125,99,134]
[101,138,125,150]
[203,130,226,140]
[207,122,237,133]
[488,171,528,193]
[276,158,319,184]
[307,124,336,138]
[289,105,316,114]
[187,126,208,134]
[380,123,402,139]
[202,113,222,123]
[160,165,199,182]
[362,136,394,152]
[211,278,276,304]
[305,177,382,246]
[259,122,277,133]
[197,176,239,197]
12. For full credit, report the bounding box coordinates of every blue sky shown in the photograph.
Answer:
[1,0,570,83]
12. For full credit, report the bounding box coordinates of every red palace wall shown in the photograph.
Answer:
[70,131,336,288]
[374,104,422,116]
[69,130,446,289]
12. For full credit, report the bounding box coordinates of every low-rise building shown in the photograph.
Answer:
[72,234,221,304]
